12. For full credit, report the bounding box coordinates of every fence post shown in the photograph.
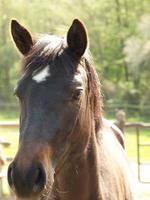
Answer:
[114,110,126,133]
[136,126,140,181]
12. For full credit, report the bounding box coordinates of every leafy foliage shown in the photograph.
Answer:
[0,0,149,113]
[124,14,150,106]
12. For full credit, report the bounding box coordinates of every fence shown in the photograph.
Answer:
[1,119,150,182]
[114,110,150,183]
[0,103,150,118]
[0,107,150,185]
[104,103,150,121]
[0,122,18,197]
[125,122,150,183]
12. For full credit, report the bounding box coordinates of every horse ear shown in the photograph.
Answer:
[11,19,33,55]
[67,19,88,57]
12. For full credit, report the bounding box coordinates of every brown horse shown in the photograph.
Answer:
[8,19,135,200]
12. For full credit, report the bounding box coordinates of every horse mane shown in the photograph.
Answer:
[21,35,103,133]
[84,56,103,132]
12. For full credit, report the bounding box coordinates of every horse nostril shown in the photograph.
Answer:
[7,161,46,197]
[7,163,13,187]
[33,163,46,194]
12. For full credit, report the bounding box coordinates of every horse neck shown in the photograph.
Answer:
[50,85,102,200]
[51,128,100,200]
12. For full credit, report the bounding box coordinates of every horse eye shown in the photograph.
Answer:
[72,89,83,101]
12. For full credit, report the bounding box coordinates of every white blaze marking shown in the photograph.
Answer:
[32,65,50,83]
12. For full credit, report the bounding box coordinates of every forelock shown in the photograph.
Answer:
[21,35,65,74]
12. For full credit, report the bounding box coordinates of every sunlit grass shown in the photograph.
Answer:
[126,128,150,162]
[0,110,19,122]
[0,126,150,162]
[0,123,150,198]
[0,128,18,197]
[0,128,18,159]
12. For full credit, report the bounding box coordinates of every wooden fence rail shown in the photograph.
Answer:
[124,122,150,183]
[0,122,18,129]
[125,122,150,129]
[1,121,150,130]
[0,120,150,183]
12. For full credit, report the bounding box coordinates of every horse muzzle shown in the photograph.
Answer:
[7,160,46,198]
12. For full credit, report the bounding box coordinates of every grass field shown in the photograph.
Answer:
[126,128,150,162]
[0,108,150,160]
[0,114,150,198]
[0,110,19,122]
[0,126,150,162]
[0,128,18,159]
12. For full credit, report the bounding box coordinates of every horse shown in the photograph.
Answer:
[7,19,135,200]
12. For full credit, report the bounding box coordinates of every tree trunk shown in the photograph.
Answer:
[114,0,129,81]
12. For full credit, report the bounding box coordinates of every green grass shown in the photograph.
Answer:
[0,125,150,198]
[0,128,18,159]
[125,128,150,162]
[0,110,149,160]
[0,128,18,196]
[104,112,150,123]
[0,110,19,122]
[0,126,150,162]
[0,109,150,122]
[0,111,149,198]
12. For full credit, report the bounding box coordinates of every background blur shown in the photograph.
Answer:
[0,0,150,121]
[0,0,150,199]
